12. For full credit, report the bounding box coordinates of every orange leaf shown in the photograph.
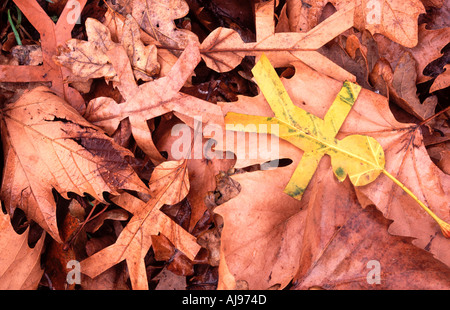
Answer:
[0,0,87,113]
[215,61,450,288]
[0,87,149,242]
[80,160,201,290]
[0,211,45,290]
[83,40,223,163]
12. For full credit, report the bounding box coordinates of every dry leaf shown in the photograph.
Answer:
[84,40,223,163]
[1,0,448,291]
[43,199,85,290]
[102,9,178,77]
[0,87,149,242]
[215,60,450,288]
[226,55,387,201]
[430,64,450,92]
[374,24,450,83]
[131,0,199,50]
[390,51,437,119]
[285,0,425,48]
[292,164,450,290]
[121,15,160,81]
[55,17,160,84]
[80,160,201,290]
[0,211,45,290]
[0,0,86,113]
[155,117,235,230]
[154,268,187,290]
[200,0,356,82]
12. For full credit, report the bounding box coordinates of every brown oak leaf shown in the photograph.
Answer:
[80,160,201,290]
[284,0,425,48]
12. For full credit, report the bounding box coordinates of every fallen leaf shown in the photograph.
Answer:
[0,0,87,113]
[390,51,438,119]
[84,208,129,234]
[80,160,201,290]
[154,267,187,290]
[54,18,117,83]
[409,24,450,83]
[292,163,450,290]
[226,53,444,236]
[0,86,149,241]
[0,210,45,290]
[285,0,425,48]
[200,0,356,81]
[430,64,450,92]
[421,0,450,29]
[121,14,160,81]
[374,24,450,83]
[55,16,160,85]
[435,149,450,174]
[43,199,85,290]
[83,40,223,163]
[131,0,199,50]
[102,8,179,77]
[215,59,450,288]
[155,117,235,230]
[226,54,388,200]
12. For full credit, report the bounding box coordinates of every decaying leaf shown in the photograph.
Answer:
[369,51,438,120]
[200,1,356,82]
[102,8,178,78]
[226,54,386,200]
[285,0,425,48]
[105,0,199,50]
[374,24,450,84]
[80,160,201,290]
[131,0,199,50]
[0,0,448,292]
[121,14,160,81]
[0,0,86,113]
[155,117,235,230]
[292,163,450,290]
[54,17,160,84]
[84,40,223,163]
[216,59,450,288]
[430,64,450,92]
[0,211,45,290]
[0,87,149,242]
[225,54,449,238]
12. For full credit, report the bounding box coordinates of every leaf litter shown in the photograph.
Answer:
[0,0,448,290]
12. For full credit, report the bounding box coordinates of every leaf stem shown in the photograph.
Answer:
[382,169,450,238]
[7,8,22,46]
[418,105,450,127]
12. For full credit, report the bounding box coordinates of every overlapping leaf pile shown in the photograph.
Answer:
[0,0,448,290]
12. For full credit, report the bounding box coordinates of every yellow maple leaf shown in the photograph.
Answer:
[225,54,450,237]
